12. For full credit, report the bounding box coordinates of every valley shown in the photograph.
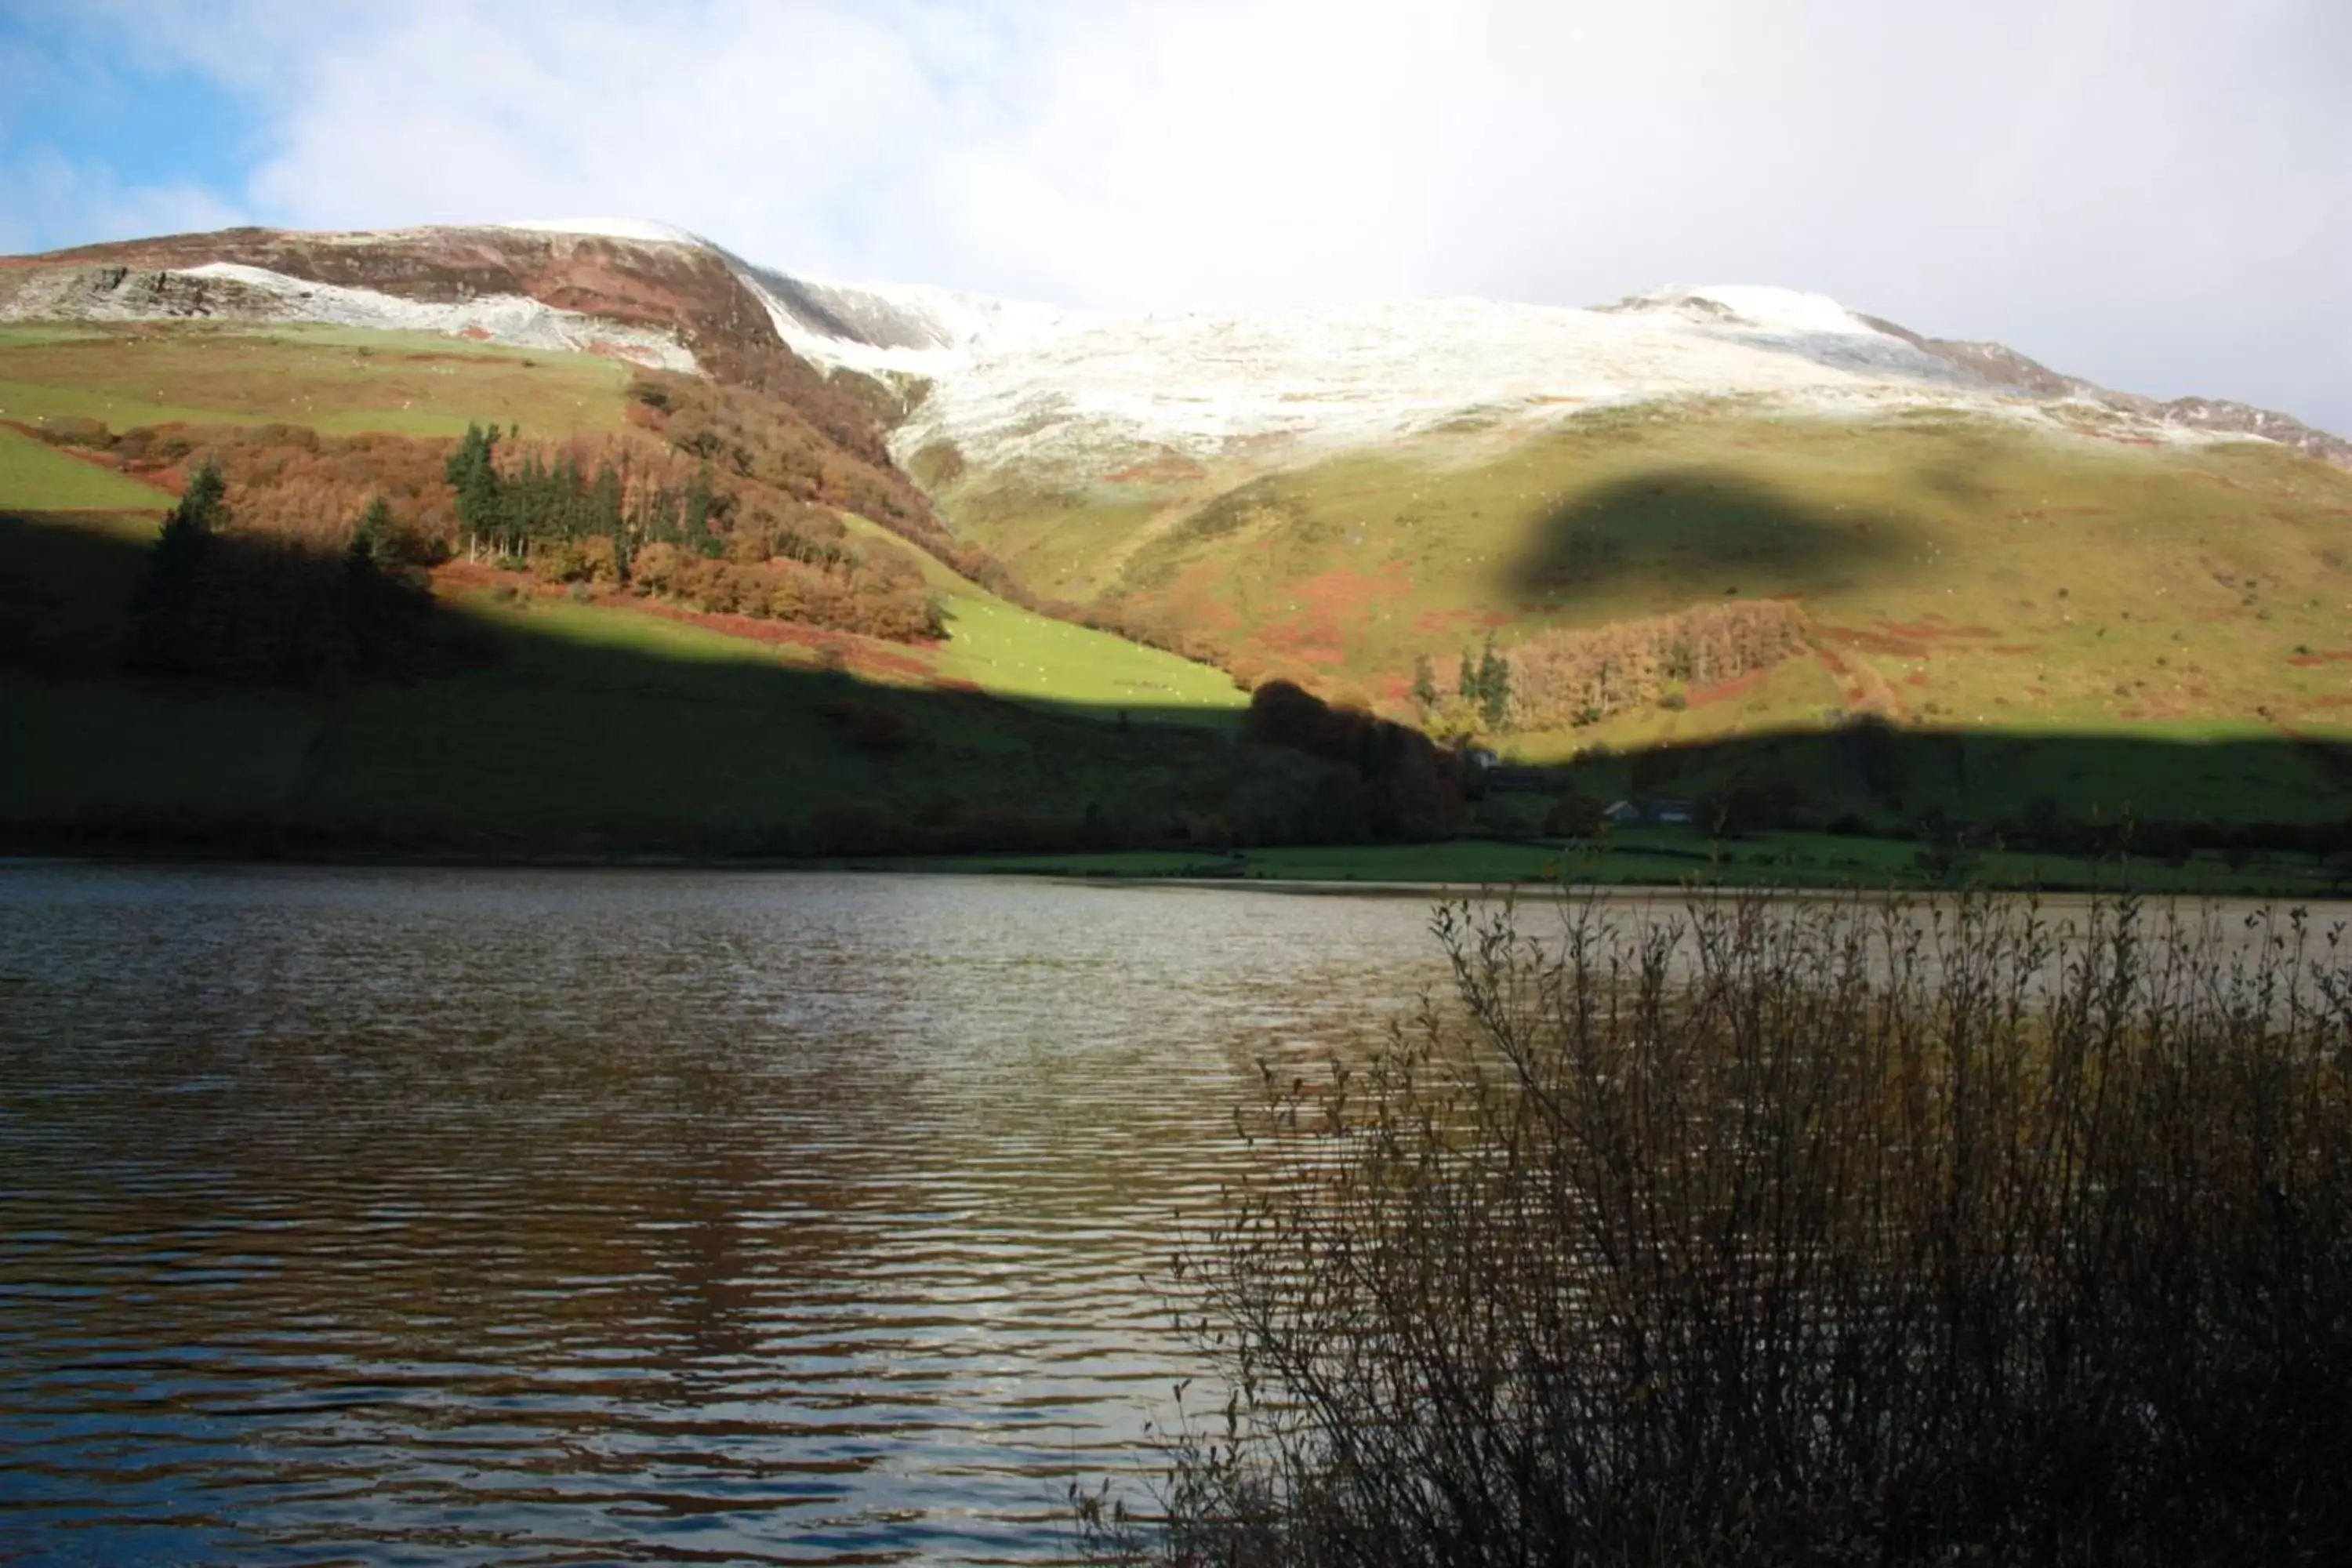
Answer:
[3,220,2348,877]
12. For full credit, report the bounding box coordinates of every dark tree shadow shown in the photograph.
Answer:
[0,510,1461,860]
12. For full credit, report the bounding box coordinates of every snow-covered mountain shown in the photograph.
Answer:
[720,263,2349,478]
[833,284,2013,475]
[2,217,2343,475]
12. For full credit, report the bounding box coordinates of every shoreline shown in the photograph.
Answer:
[5,839,2347,906]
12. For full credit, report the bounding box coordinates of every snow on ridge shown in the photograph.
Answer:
[169,216,2244,470]
[721,257,1098,379]
[1613,284,1878,337]
[177,262,699,371]
[498,217,710,246]
[880,289,2015,475]
[798,275,1098,359]
[731,263,1988,467]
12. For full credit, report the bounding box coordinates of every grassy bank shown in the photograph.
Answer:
[890,831,2351,898]
[0,426,176,510]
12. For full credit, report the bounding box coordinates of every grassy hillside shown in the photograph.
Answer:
[6,306,2348,863]
[0,426,176,510]
[0,313,1279,856]
[934,404,2352,754]
[829,510,1243,718]
[0,318,1246,713]
[0,506,1280,856]
[0,321,638,438]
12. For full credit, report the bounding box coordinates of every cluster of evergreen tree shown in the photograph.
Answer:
[1458,633,1511,729]
[1409,637,1512,731]
[445,422,728,576]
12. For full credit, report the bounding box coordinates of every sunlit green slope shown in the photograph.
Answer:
[0,319,1245,722]
[933,405,2352,755]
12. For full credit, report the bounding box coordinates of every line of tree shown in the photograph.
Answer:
[1505,599,1809,730]
[1406,634,1513,735]
[446,422,735,575]
[1457,633,1512,728]
[58,407,1227,670]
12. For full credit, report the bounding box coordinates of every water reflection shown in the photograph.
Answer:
[9,869,2331,1563]
[0,868,1444,1564]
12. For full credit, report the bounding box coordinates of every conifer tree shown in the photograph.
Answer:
[151,459,224,583]
[684,465,720,558]
[1477,633,1512,729]
[349,495,394,568]
[1411,653,1439,711]
[444,423,503,549]
[591,460,628,581]
[174,459,227,532]
[132,459,228,670]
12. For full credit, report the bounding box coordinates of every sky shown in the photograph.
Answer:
[2,0,2346,432]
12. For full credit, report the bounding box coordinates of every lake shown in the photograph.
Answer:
[6,866,2337,1564]
[0,866,1461,1565]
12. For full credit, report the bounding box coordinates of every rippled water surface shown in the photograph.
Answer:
[0,866,1459,1565]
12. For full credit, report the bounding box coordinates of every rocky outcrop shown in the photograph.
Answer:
[2111,394,2352,468]
[0,263,291,322]
[9,223,767,368]
[1860,313,2350,468]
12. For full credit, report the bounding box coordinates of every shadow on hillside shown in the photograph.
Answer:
[0,510,1445,859]
[7,512,2347,864]
[1508,469,1910,608]
[0,510,155,672]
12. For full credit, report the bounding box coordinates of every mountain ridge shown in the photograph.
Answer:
[4,220,2342,470]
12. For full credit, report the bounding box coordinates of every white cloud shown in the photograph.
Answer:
[29,0,2352,430]
[0,147,244,256]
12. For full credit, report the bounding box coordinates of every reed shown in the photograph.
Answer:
[1082,891,2352,1566]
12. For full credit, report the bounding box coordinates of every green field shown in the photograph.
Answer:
[0,322,636,439]
[0,426,174,510]
[931,591,1247,717]
[828,510,1245,721]
[0,325,102,348]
